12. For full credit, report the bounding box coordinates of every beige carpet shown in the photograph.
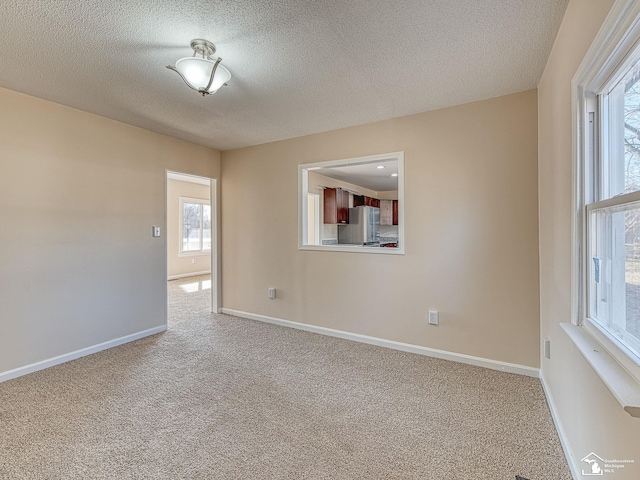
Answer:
[0,275,571,479]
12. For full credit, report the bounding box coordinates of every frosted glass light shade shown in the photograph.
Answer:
[174,57,231,93]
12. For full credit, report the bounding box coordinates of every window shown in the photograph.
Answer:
[180,197,211,254]
[298,152,404,254]
[587,65,640,358]
[577,1,640,367]
[306,193,320,246]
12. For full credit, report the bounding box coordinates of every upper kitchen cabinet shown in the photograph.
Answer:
[323,187,349,224]
[354,195,380,208]
[392,200,398,226]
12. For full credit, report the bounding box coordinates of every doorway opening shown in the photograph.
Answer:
[166,171,219,327]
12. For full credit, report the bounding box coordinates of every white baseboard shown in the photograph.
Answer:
[0,325,166,384]
[540,370,579,480]
[167,270,211,280]
[221,308,540,378]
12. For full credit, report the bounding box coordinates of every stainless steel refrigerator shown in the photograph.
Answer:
[338,206,380,245]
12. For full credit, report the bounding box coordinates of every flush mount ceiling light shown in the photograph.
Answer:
[166,39,231,97]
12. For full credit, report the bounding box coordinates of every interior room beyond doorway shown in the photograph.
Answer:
[166,171,213,321]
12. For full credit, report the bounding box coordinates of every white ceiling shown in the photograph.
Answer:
[0,1,568,151]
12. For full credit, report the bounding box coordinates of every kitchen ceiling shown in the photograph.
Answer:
[0,1,568,151]
[314,159,399,192]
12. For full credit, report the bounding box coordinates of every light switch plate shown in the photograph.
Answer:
[152,226,161,237]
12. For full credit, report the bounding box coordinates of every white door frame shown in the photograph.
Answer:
[211,177,221,313]
[165,170,221,324]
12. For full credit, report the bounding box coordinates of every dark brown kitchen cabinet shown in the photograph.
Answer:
[324,188,349,224]
[392,200,399,225]
[353,195,379,208]
[366,197,380,208]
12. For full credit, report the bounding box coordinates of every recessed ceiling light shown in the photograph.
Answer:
[391,173,398,177]
[377,165,385,169]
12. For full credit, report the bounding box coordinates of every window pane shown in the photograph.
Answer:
[203,204,211,251]
[605,62,640,198]
[183,203,202,251]
[625,66,640,195]
[589,201,640,357]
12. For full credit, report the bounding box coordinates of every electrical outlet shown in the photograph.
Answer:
[428,310,439,326]
[543,338,551,359]
[268,287,276,299]
[152,226,161,237]
[192,258,196,264]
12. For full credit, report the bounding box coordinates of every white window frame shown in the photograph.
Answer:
[179,196,211,256]
[571,0,640,409]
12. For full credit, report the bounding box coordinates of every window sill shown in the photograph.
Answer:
[561,322,640,417]
[298,244,405,255]
[178,251,211,257]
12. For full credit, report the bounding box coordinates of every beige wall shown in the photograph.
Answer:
[377,191,398,201]
[538,0,640,477]
[0,87,220,374]
[167,179,211,278]
[221,89,540,368]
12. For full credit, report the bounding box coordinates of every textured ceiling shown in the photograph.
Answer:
[0,0,568,151]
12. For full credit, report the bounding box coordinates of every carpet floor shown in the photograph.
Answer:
[0,275,571,479]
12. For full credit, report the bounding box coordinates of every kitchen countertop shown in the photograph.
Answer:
[322,238,398,247]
